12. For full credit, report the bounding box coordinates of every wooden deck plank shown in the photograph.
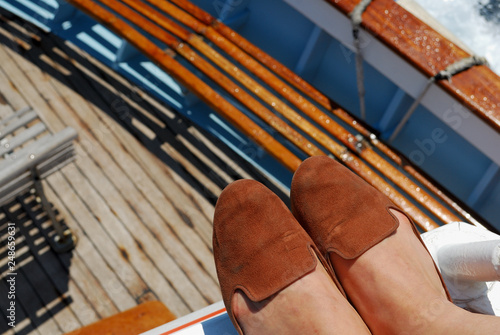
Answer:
[44,171,137,315]
[39,34,217,273]
[2,249,62,334]
[0,36,156,309]
[34,56,219,308]
[0,29,206,315]
[6,197,83,334]
[58,163,187,310]
[0,11,282,333]
[55,84,218,279]
[61,271,100,330]
[0,278,35,335]
[80,51,230,216]
[55,40,218,246]
[40,36,226,277]
[0,213,36,335]
[15,194,101,332]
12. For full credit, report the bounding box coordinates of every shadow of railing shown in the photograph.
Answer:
[0,194,73,334]
[0,8,290,205]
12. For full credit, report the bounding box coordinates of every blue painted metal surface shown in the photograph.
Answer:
[1,0,498,229]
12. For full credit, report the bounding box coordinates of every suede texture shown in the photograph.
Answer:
[291,156,399,260]
[213,179,334,334]
[290,156,452,301]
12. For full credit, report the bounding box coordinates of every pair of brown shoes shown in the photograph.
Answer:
[213,156,449,334]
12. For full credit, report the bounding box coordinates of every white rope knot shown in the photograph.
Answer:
[434,55,488,81]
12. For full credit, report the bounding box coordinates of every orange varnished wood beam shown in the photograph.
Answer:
[65,0,477,230]
[65,301,176,335]
[109,0,327,159]
[109,0,460,229]
[157,0,461,228]
[327,0,500,132]
[168,0,332,109]
[165,0,485,227]
[137,0,446,229]
[65,0,303,172]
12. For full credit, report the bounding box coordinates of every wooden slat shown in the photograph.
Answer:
[0,127,77,185]
[107,0,467,230]
[45,171,139,315]
[0,214,32,335]
[167,0,332,108]
[0,275,37,334]
[0,106,32,127]
[326,0,500,132]
[0,12,240,333]
[0,110,37,139]
[117,0,324,159]
[67,0,303,172]
[0,122,47,156]
[164,0,491,228]
[49,57,218,249]
[59,44,217,244]
[4,204,81,334]
[16,194,101,331]
[1,249,62,334]
[31,42,221,305]
[64,301,176,335]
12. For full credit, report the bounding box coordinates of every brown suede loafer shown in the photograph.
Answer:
[290,156,451,300]
[213,179,341,334]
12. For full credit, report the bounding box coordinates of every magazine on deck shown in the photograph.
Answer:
[141,301,237,335]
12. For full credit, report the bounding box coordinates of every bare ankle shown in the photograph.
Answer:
[232,264,371,335]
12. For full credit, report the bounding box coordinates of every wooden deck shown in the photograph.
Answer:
[0,11,285,335]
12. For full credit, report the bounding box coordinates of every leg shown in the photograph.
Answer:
[331,209,500,335]
[233,256,370,335]
[291,156,500,334]
[214,179,370,335]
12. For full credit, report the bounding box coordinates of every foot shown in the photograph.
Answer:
[214,179,371,335]
[233,258,371,335]
[330,209,500,334]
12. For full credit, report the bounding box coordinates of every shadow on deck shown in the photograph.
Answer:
[1,195,73,334]
[0,9,286,334]
[0,7,288,205]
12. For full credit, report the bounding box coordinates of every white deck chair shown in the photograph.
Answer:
[0,107,78,252]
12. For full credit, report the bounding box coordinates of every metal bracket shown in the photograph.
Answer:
[348,134,370,153]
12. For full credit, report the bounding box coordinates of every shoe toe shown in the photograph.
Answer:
[291,156,399,259]
[213,179,320,333]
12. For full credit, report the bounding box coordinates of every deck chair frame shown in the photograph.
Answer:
[0,107,78,253]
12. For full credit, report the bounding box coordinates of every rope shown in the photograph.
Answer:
[389,55,488,142]
[350,0,372,121]
[434,55,488,80]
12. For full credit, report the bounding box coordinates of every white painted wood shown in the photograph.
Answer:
[0,127,77,185]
